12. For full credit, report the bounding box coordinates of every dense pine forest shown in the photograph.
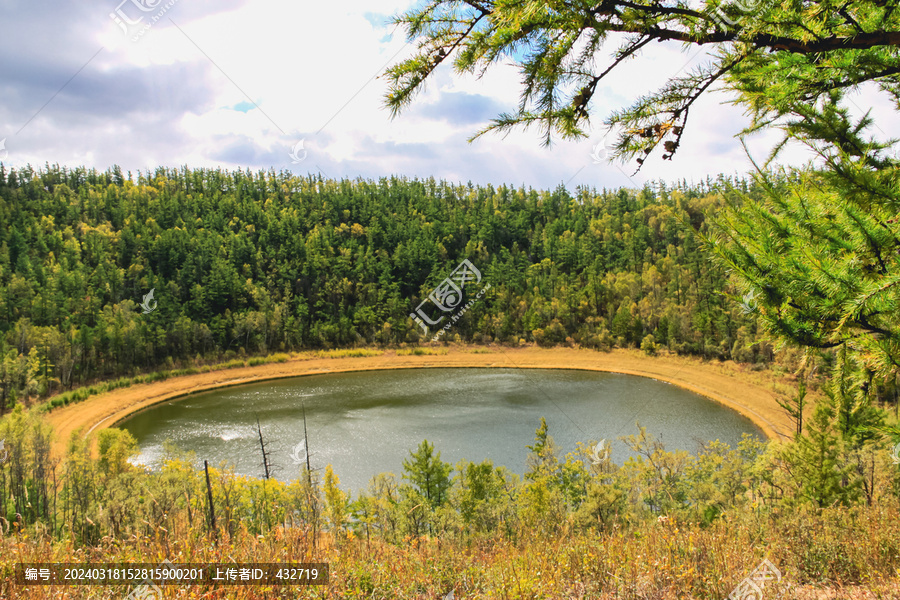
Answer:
[2,164,899,598]
[0,164,768,411]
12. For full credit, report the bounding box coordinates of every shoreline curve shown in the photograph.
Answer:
[44,347,794,454]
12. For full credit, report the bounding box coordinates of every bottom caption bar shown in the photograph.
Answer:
[15,563,328,586]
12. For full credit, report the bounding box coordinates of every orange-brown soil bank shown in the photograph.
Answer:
[45,347,795,454]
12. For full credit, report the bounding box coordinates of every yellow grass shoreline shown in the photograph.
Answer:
[44,347,796,454]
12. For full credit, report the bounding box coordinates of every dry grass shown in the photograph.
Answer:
[4,506,900,599]
[396,347,450,356]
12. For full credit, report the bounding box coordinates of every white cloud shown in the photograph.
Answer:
[0,0,889,190]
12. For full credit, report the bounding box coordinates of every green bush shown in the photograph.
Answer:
[397,347,448,356]
[641,334,659,356]
[316,349,382,358]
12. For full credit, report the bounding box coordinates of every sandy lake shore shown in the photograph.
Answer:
[43,346,797,454]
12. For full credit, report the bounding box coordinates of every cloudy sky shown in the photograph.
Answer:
[0,0,892,190]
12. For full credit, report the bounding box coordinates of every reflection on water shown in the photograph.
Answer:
[122,368,763,495]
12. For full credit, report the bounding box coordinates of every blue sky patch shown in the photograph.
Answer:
[232,101,256,113]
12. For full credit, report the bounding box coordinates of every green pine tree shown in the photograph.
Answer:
[401,440,452,508]
[782,395,861,508]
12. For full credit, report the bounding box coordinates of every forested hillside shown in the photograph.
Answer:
[0,164,766,408]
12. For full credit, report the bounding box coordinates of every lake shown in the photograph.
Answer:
[122,368,763,494]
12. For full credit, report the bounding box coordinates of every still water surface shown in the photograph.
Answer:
[123,368,763,494]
